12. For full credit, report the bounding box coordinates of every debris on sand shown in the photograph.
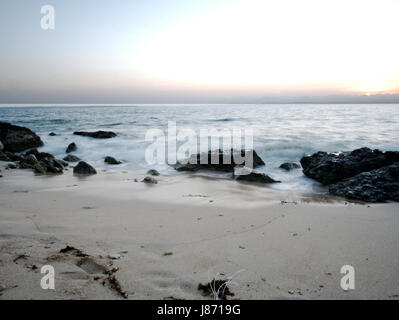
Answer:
[59,245,88,257]
[198,279,235,300]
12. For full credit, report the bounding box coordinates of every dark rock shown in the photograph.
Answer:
[142,176,157,184]
[279,162,301,171]
[300,147,399,185]
[66,142,77,153]
[24,154,39,166]
[73,161,97,175]
[19,162,34,169]
[0,122,43,152]
[49,132,57,136]
[34,163,47,174]
[235,171,280,184]
[4,152,23,162]
[7,163,17,169]
[0,151,10,161]
[73,131,116,139]
[0,141,3,151]
[173,149,265,173]
[104,156,122,165]
[63,154,80,162]
[147,169,160,176]
[329,163,399,202]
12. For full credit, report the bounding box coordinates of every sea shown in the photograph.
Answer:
[1,104,398,194]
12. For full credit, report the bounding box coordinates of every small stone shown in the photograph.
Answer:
[104,156,122,165]
[147,169,160,176]
[288,290,294,295]
[73,161,97,175]
[142,176,157,184]
[63,154,80,162]
[66,142,77,153]
[49,132,57,136]
[108,254,121,260]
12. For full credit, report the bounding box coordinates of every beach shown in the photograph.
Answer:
[1,163,398,300]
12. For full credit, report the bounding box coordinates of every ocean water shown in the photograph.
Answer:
[1,104,399,193]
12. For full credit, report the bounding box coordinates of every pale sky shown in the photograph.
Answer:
[1,0,399,103]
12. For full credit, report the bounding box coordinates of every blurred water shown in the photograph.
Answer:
[1,104,398,193]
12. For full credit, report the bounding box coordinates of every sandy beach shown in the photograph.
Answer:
[1,162,398,300]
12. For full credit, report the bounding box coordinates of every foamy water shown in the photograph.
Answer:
[1,104,399,193]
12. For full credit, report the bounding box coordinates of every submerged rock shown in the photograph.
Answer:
[142,176,157,184]
[104,156,122,165]
[235,171,280,184]
[49,132,57,136]
[300,147,399,185]
[63,154,80,162]
[73,131,116,139]
[0,122,43,152]
[279,162,301,171]
[173,149,265,173]
[73,161,97,175]
[66,142,77,153]
[147,169,160,176]
[329,163,399,202]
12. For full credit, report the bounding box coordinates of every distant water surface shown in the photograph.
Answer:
[1,104,398,193]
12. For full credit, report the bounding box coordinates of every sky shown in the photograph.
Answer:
[0,0,399,104]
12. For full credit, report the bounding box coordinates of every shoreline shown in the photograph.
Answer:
[1,164,399,299]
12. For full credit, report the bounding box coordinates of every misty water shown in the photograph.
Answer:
[1,104,399,193]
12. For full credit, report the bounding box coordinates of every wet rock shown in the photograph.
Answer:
[300,147,399,185]
[173,149,265,173]
[104,156,122,165]
[108,254,121,260]
[279,162,301,171]
[66,142,77,153]
[142,176,157,184]
[73,161,97,175]
[235,171,280,184]
[34,163,47,174]
[0,151,10,161]
[63,154,80,162]
[24,154,39,166]
[0,141,3,151]
[7,163,17,169]
[147,169,160,176]
[73,131,116,139]
[49,132,57,136]
[328,163,399,202]
[4,152,23,162]
[0,122,44,152]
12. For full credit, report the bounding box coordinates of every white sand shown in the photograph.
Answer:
[0,163,398,300]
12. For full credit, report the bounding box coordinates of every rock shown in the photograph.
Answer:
[142,176,157,184]
[19,161,34,169]
[73,131,117,139]
[235,171,280,184]
[49,132,57,136]
[24,154,39,166]
[4,152,23,162]
[66,142,77,153]
[328,163,399,202]
[63,154,80,162]
[7,163,17,169]
[104,156,122,165]
[0,141,3,151]
[0,151,10,161]
[173,149,265,173]
[300,147,399,185]
[73,161,97,175]
[0,122,44,152]
[279,162,301,171]
[34,163,47,174]
[147,169,160,176]
[108,254,121,260]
